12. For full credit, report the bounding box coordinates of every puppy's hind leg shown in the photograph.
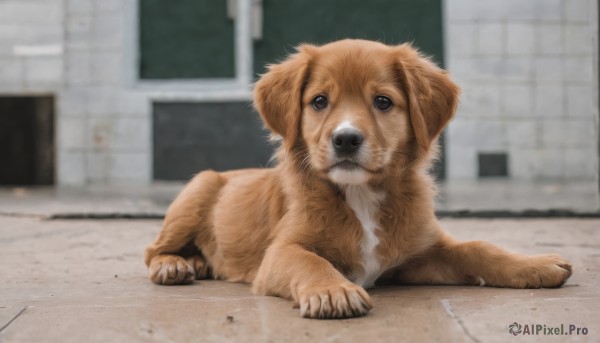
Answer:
[145,171,224,285]
[394,233,572,289]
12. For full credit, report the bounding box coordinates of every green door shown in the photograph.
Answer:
[139,0,235,79]
[254,0,444,76]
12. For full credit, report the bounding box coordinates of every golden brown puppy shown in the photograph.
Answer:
[145,39,572,319]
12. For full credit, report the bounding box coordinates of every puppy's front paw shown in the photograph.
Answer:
[298,282,372,319]
[514,254,572,288]
[149,255,195,285]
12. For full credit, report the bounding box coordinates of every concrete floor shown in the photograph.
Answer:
[1,216,598,342]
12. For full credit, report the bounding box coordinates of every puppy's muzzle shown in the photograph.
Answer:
[332,129,363,156]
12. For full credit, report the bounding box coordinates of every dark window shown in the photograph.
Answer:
[0,96,54,185]
[153,102,274,181]
[139,0,235,79]
[478,152,509,178]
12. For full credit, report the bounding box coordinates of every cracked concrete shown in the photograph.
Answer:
[0,216,598,342]
[441,299,480,343]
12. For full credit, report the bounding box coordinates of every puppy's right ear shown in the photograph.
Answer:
[254,45,314,150]
[394,44,460,153]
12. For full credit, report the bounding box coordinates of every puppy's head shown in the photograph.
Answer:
[254,39,459,186]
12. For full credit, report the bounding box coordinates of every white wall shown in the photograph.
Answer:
[59,0,151,184]
[0,0,63,93]
[444,0,599,181]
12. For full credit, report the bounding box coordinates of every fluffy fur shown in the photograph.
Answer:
[145,39,572,319]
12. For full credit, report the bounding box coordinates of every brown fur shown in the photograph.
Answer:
[145,39,572,319]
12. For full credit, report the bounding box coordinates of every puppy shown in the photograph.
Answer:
[145,39,572,319]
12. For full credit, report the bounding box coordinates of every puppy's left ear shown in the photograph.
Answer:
[394,44,460,152]
[254,45,315,150]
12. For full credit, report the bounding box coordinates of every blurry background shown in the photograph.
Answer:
[0,0,598,213]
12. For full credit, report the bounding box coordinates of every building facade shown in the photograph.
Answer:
[0,0,597,186]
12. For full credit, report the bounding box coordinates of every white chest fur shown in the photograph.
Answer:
[343,185,385,288]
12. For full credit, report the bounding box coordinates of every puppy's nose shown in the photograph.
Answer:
[332,130,363,155]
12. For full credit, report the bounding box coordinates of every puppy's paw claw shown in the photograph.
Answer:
[187,255,212,280]
[515,254,572,288]
[298,283,372,319]
[149,255,195,285]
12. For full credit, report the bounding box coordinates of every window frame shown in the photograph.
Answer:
[125,0,254,101]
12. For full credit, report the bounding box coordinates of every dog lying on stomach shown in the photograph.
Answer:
[145,39,572,319]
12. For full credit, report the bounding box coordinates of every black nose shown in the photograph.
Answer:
[332,130,363,155]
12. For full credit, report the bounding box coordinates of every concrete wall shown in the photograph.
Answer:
[0,0,63,93]
[445,0,599,181]
[60,0,150,184]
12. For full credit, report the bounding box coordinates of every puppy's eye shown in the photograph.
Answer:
[374,96,393,111]
[312,95,328,111]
